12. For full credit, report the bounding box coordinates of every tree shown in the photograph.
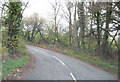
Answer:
[49,0,61,44]
[77,2,86,49]
[72,0,80,48]
[88,2,103,56]
[102,2,112,57]
[65,1,73,47]
[23,17,32,41]
[23,13,47,43]
[5,1,22,55]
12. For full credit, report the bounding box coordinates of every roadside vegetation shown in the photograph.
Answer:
[0,1,30,80]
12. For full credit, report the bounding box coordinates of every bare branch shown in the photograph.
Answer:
[22,1,29,14]
[109,31,118,49]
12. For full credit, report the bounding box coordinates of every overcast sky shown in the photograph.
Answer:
[23,0,52,19]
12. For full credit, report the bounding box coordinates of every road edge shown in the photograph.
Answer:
[18,54,35,80]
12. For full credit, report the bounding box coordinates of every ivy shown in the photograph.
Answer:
[4,2,22,55]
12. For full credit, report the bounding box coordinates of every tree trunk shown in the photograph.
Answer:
[7,2,22,55]
[96,11,101,56]
[102,3,112,58]
[78,2,85,49]
[68,9,72,47]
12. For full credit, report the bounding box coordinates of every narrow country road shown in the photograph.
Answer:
[22,45,118,80]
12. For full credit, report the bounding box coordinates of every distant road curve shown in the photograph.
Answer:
[22,45,118,80]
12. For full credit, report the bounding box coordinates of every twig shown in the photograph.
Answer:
[22,1,29,14]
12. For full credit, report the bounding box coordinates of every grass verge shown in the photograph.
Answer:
[2,55,30,79]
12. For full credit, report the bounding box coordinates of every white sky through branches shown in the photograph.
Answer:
[23,0,52,19]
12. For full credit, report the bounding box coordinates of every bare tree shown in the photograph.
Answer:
[77,2,86,49]
[72,0,79,48]
[49,0,61,44]
[102,2,112,57]
[61,1,73,47]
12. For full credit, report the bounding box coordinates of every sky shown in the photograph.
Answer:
[0,0,53,19]
[23,0,52,19]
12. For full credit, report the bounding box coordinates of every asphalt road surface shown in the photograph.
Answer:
[22,45,118,80]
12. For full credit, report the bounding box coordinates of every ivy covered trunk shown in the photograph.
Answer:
[7,2,22,55]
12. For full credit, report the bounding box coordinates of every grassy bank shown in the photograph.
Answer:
[2,55,29,79]
[29,42,118,76]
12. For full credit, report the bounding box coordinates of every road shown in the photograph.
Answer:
[22,45,118,80]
